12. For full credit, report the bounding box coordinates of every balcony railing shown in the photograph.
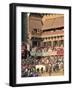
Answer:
[31,31,64,37]
[42,31,64,36]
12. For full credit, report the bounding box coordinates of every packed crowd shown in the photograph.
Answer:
[21,42,64,77]
[31,46,64,54]
[21,55,64,77]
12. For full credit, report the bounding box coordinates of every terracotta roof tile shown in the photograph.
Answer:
[42,16,64,30]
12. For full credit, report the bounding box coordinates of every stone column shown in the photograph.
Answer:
[51,41,53,47]
[22,13,28,42]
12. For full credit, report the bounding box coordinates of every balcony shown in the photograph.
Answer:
[42,31,64,36]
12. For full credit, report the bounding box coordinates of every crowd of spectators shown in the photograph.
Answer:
[21,42,64,77]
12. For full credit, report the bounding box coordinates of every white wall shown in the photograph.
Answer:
[0,0,72,89]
